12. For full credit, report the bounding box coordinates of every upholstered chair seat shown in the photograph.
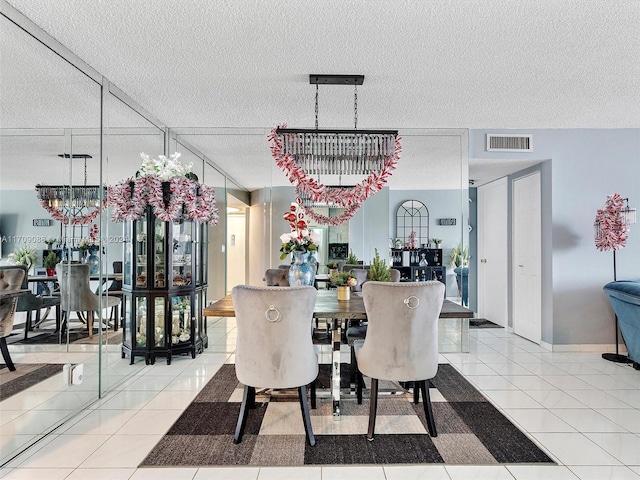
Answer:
[231,285,318,446]
[0,266,27,370]
[353,281,445,440]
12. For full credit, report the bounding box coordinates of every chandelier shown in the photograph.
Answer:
[35,154,108,225]
[269,74,401,225]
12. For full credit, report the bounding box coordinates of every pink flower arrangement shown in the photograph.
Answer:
[279,201,319,260]
[594,193,629,251]
[108,152,219,224]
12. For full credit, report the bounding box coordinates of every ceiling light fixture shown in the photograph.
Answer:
[35,154,107,225]
[269,74,401,225]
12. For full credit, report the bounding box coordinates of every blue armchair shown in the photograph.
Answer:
[603,280,640,368]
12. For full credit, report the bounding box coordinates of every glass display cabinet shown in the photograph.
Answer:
[122,206,208,364]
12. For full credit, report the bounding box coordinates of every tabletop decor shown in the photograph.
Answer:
[280,202,319,286]
[368,248,391,282]
[43,251,60,276]
[330,271,357,301]
[108,152,219,224]
[12,245,36,271]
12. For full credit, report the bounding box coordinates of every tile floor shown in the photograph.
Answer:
[1,317,639,479]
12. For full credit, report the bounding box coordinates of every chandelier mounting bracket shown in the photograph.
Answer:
[309,74,364,85]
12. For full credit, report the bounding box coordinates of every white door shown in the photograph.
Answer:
[477,178,508,327]
[513,172,542,343]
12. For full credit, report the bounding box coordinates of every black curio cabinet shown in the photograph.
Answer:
[121,206,208,364]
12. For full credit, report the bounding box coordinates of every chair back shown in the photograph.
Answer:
[358,281,445,382]
[231,285,318,388]
[0,267,27,337]
[265,268,289,286]
[56,263,99,312]
[390,268,401,282]
[109,261,123,292]
[350,268,369,292]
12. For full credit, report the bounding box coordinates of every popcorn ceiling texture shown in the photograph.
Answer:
[3,0,640,189]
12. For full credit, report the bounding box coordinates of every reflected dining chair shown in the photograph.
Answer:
[56,263,121,338]
[264,268,290,286]
[0,265,61,340]
[231,285,318,446]
[353,281,445,440]
[0,266,27,370]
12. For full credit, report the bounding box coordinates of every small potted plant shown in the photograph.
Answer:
[13,245,37,271]
[369,248,391,281]
[326,261,340,276]
[44,251,60,276]
[346,250,359,265]
[431,238,442,249]
[330,271,357,301]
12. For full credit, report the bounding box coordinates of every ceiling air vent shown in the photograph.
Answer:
[486,134,532,152]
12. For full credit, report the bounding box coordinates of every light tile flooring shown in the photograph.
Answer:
[1,318,640,480]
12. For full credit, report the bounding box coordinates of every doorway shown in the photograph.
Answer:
[477,178,508,327]
[512,172,542,343]
[226,195,248,294]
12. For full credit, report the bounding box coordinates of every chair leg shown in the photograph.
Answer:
[413,381,420,404]
[349,345,356,384]
[87,311,94,338]
[24,311,32,341]
[298,385,316,446]
[310,379,317,409]
[0,337,16,371]
[420,380,437,437]
[356,367,364,404]
[234,385,255,444]
[367,378,379,441]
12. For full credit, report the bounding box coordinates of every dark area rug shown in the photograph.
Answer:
[140,363,554,467]
[8,321,122,345]
[470,318,502,328]
[0,363,61,401]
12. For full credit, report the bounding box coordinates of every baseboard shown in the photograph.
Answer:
[548,343,628,354]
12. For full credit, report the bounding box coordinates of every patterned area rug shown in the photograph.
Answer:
[141,363,553,467]
[0,364,60,401]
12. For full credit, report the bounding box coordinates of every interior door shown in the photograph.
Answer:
[513,172,542,343]
[477,178,508,327]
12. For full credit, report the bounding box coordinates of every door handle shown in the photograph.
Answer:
[518,264,524,267]
[480,259,487,263]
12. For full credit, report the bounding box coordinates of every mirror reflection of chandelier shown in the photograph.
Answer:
[269,74,401,225]
[35,154,107,225]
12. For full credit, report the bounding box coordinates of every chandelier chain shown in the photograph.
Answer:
[354,84,358,129]
[315,83,319,130]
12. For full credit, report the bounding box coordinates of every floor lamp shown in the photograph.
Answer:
[596,195,636,363]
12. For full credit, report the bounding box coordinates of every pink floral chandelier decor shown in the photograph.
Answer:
[268,75,401,226]
[108,152,219,224]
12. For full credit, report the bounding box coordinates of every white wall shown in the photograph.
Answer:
[470,128,640,347]
[226,214,246,293]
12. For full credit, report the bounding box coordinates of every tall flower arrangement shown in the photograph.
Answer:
[594,193,629,251]
[279,201,319,260]
[108,152,219,224]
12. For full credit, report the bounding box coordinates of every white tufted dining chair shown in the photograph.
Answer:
[353,280,445,440]
[231,285,318,446]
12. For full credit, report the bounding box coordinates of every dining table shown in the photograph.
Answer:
[203,288,474,418]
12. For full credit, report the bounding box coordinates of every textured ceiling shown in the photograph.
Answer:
[2,0,639,191]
